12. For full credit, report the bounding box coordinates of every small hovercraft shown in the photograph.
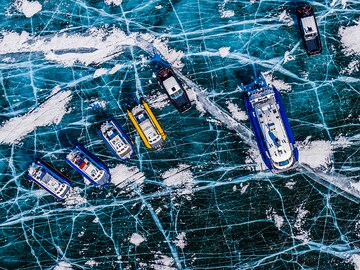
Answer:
[98,119,134,160]
[296,5,322,55]
[127,99,166,149]
[27,159,73,200]
[151,53,192,113]
[65,144,111,186]
[243,74,298,172]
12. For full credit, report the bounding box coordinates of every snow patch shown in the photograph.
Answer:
[240,183,249,194]
[220,10,234,18]
[0,90,72,145]
[219,47,230,58]
[162,164,195,198]
[109,64,123,74]
[155,5,162,9]
[219,0,234,18]
[173,232,187,249]
[284,51,296,63]
[85,260,99,268]
[355,220,360,238]
[151,254,176,270]
[351,254,360,270]
[111,164,145,195]
[285,181,296,190]
[0,28,183,69]
[298,137,332,169]
[226,101,248,121]
[64,187,88,207]
[89,99,107,110]
[92,217,99,223]
[332,135,353,148]
[93,68,109,78]
[104,0,122,6]
[263,72,291,92]
[340,60,360,75]
[279,10,294,26]
[54,261,73,270]
[16,0,42,18]
[266,208,284,229]
[147,92,170,109]
[330,0,348,9]
[339,20,360,56]
[293,204,310,243]
[130,233,145,246]
[138,33,185,69]
[351,181,360,193]
[246,147,266,171]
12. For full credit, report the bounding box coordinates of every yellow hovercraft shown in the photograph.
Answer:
[127,99,166,149]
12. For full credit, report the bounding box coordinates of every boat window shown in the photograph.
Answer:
[279,160,290,166]
[136,113,148,123]
[158,68,171,79]
[75,156,84,165]
[170,88,183,99]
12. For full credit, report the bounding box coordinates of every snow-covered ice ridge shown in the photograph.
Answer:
[0,1,359,270]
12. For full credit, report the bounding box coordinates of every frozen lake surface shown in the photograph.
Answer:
[0,0,359,269]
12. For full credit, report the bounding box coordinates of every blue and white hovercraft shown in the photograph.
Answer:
[98,119,134,160]
[243,74,298,172]
[65,144,111,186]
[27,159,73,200]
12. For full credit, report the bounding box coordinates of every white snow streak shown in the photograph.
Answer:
[0,28,183,68]
[0,90,72,144]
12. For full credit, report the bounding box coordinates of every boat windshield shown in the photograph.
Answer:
[170,87,184,99]
[158,68,172,80]
[279,160,290,166]
[136,113,148,123]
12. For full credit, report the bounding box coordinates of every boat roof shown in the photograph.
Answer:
[163,76,181,95]
[301,16,317,36]
[251,91,293,164]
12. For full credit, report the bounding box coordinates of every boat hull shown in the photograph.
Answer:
[127,100,166,149]
[244,75,298,172]
[98,119,134,160]
[65,144,111,186]
[151,54,192,113]
[27,159,73,200]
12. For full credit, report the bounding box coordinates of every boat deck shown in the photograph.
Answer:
[254,94,292,164]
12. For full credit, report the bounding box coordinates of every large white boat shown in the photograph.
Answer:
[243,74,298,172]
[65,144,111,186]
[27,160,73,200]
